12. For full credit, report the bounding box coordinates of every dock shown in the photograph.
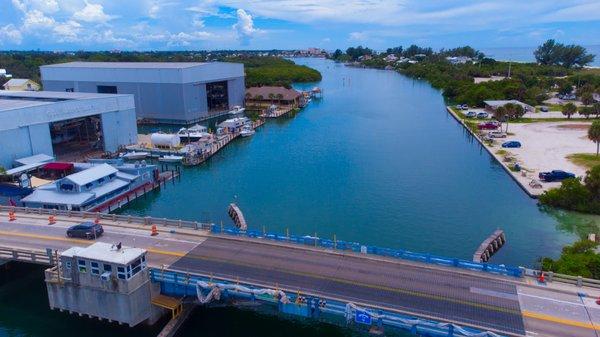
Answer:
[228,203,248,230]
[473,229,506,262]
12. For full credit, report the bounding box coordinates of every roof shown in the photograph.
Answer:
[0,90,128,101]
[5,161,51,176]
[65,164,118,186]
[246,86,302,101]
[15,154,54,166]
[484,100,533,108]
[42,61,206,69]
[43,162,74,171]
[0,183,33,197]
[61,246,85,258]
[3,78,35,86]
[75,242,146,265]
[21,188,95,205]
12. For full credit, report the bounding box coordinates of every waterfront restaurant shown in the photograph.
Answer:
[21,162,157,211]
[245,86,305,109]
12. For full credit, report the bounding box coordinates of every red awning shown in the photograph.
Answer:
[42,162,74,171]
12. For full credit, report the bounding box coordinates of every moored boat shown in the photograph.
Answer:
[120,151,149,160]
[158,154,184,163]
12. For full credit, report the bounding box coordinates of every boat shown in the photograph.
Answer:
[158,154,184,163]
[229,105,246,115]
[177,124,209,142]
[120,151,149,160]
[240,125,255,137]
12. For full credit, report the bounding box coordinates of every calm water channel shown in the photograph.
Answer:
[1,58,599,337]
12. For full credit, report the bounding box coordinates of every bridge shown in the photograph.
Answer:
[1,206,599,337]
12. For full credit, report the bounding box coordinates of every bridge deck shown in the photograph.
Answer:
[1,211,599,337]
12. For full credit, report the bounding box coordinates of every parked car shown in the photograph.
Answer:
[502,141,522,148]
[465,111,477,118]
[478,121,500,130]
[488,131,507,138]
[539,106,549,112]
[476,112,489,119]
[461,104,469,110]
[538,170,576,182]
[66,222,104,239]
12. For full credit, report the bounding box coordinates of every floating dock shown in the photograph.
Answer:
[228,203,248,230]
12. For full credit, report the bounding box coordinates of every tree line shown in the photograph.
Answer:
[534,39,595,68]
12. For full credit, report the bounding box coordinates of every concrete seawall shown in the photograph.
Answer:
[445,106,538,199]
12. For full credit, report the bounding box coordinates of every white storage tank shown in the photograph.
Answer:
[150,133,180,148]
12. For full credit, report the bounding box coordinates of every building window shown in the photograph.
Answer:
[65,88,74,92]
[117,266,126,280]
[97,85,117,94]
[65,261,71,270]
[77,259,87,273]
[127,265,132,279]
[103,264,112,272]
[90,261,100,275]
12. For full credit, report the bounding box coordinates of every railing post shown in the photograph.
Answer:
[577,276,583,287]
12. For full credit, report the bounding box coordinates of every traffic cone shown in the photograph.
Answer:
[538,271,545,283]
[8,211,16,221]
[596,296,600,305]
[94,217,100,225]
[151,224,158,236]
[48,215,56,225]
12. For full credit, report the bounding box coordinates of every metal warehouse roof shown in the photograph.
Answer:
[42,61,207,69]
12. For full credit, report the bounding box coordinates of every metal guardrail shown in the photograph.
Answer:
[0,206,213,231]
[150,268,506,337]
[0,246,54,265]
[211,226,524,278]
[522,268,600,289]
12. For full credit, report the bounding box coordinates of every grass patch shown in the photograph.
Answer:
[496,149,508,156]
[567,153,600,169]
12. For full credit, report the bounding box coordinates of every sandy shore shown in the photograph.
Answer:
[448,107,595,197]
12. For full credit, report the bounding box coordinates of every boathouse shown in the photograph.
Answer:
[40,62,245,124]
[245,86,305,108]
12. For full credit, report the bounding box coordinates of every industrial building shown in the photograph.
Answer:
[40,62,246,124]
[0,91,137,169]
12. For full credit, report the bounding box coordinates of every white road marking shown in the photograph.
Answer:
[518,292,584,306]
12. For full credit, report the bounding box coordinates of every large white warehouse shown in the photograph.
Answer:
[0,91,137,169]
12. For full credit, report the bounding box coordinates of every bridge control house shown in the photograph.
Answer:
[41,61,246,124]
[45,242,163,326]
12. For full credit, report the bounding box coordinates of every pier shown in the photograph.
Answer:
[1,206,599,337]
[227,203,248,230]
[473,229,507,262]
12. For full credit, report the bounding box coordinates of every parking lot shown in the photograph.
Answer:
[490,121,595,194]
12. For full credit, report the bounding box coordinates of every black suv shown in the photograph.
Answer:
[66,222,104,239]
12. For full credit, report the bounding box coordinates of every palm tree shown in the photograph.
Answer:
[562,102,577,119]
[276,93,284,105]
[268,93,275,104]
[493,106,508,132]
[589,120,600,156]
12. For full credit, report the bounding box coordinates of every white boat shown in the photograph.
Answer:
[158,154,184,163]
[177,124,209,142]
[240,125,255,137]
[229,105,246,115]
[121,151,149,160]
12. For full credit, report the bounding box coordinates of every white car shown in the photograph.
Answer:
[488,131,507,138]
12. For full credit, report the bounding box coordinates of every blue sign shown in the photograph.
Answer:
[355,310,372,325]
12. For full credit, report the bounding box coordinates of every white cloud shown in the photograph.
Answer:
[232,8,257,44]
[22,9,56,30]
[11,0,27,12]
[73,2,114,23]
[348,31,368,41]
[149,2,160,18]
[168,31,213,46]
[0,24,23,44]
[11,0,59,13]
[192,15,205,28]
[53,20,82,42]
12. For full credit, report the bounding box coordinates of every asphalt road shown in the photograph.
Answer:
[171,236,526,336]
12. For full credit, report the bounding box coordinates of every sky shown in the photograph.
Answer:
[0,0,599,52]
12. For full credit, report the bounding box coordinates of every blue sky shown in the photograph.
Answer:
[0,0,599,51]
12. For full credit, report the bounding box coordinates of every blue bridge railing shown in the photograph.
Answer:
[211,226,523,278]
[150,268,504,337]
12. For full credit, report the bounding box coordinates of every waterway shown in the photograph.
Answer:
[1,58,599,337]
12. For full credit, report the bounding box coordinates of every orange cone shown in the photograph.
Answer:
[151,224,158,236]
[538,271,545,283]
[94,218,100,225]
[8,211,16,221]
[48,215,56,225]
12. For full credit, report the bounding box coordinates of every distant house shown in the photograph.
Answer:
[2,78,40,91]
[484,100,534,113]
[245,86,305,108]
[446,56,472,65]
[384,54,399,63]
